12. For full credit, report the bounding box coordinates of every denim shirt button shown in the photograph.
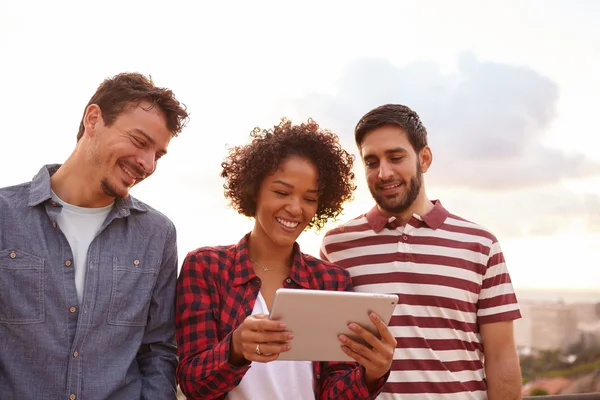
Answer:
[52,221,57,228]
[65,260,72,267]
[133,259,140,266]
[73,351,79,358]
[69,307,77,313]
[69,394,76,400]
[9,251,16,259]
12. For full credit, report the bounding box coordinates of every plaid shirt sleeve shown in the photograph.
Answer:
[175,249,249,400]
[312,262,389,399]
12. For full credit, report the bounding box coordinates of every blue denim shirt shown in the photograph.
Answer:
[0,165,178,400]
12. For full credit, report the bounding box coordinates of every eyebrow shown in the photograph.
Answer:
[363,147,408,159]
[272,179,318,193]
[129,128,168,156]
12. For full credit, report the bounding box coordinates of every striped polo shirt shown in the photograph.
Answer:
[320,200,521,400]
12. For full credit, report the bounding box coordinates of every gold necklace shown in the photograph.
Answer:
[250,259,281,272]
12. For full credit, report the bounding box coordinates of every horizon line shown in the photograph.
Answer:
[514,286,600,292]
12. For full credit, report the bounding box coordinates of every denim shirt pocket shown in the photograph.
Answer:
[107,256,159,327]
[0,248,45,324]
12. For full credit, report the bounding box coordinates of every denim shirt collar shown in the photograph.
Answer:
[27,164,149,216]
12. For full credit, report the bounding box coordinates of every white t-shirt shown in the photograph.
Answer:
[52,192,113,304]
[227,292,315,400]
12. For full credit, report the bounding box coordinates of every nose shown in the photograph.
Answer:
[285,196,302,216]
[137,151,156,176]
[378,161,393,181]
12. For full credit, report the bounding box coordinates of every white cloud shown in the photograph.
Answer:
[2,0,600,289]
[280,53,600,189]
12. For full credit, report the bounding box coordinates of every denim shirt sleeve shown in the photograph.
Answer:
[137,222,178,400]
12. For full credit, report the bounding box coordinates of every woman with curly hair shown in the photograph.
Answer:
[176,119,395,400]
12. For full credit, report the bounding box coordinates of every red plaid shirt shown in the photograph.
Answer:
[176,233,387,399]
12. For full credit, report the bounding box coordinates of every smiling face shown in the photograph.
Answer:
[360,125,431,216]
[252,156,319,249]
[84,101,172,201]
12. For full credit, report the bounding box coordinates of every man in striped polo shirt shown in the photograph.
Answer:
[320,104,522,399]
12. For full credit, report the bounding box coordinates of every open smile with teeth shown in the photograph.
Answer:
[120,164,143,185]
[276,217,300,229]
[380,182,402,190]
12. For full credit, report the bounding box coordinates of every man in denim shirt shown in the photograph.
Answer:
[0,73,189,399]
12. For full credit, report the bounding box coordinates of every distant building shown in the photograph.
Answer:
[514,300,600,353]
[578,321,600,348]
[570,302,600,324]
[515,303,533,349]
[530,304,579,351]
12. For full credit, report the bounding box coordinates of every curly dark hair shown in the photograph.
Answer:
[221,118,356,230]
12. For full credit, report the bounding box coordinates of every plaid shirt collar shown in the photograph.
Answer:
[232,233,312,289]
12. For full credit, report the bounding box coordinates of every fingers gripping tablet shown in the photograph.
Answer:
[269,288,398,361]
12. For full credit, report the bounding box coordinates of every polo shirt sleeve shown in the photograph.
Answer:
[477,240,522,325]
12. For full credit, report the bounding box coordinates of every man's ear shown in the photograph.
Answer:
[419,146,433,173]
[82,104,103,138]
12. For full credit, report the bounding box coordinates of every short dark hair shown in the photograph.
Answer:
[354,104,428,152]
[221,118,356,230]
[77,72,189,141]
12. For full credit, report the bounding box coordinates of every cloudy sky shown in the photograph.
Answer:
[1,0,599,291]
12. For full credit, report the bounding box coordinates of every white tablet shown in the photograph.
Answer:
[269,288,398,362]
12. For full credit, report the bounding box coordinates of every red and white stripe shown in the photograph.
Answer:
[321,210,521,399]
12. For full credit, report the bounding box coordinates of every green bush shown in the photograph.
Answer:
[545,359,600,378]
[529,387,549,396]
